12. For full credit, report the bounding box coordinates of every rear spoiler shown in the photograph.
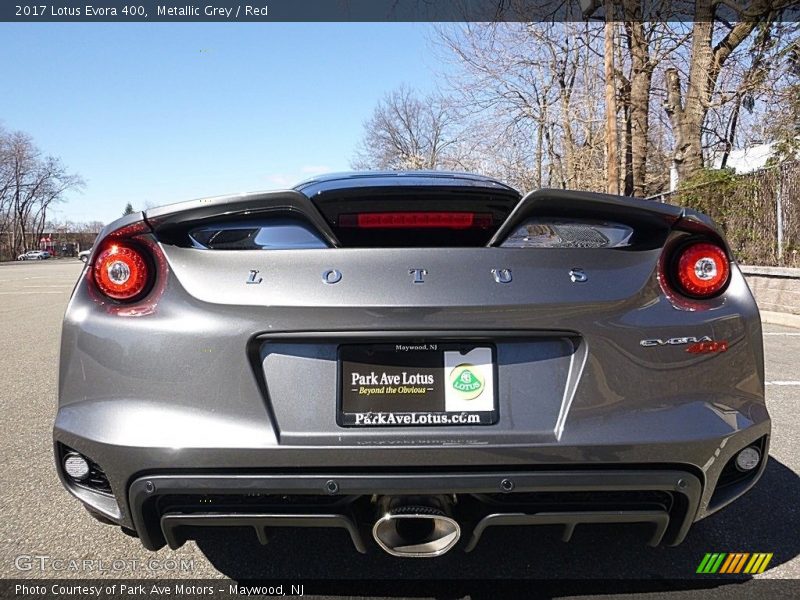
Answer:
[95,186,724,251]
[142,190,339,247]
[488,189,685,246]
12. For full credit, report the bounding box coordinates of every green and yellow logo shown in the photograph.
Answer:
[696,553,773,574]
[449,364,485,400]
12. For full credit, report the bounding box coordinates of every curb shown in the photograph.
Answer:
[760,310,800,330]
[741,265,800,279]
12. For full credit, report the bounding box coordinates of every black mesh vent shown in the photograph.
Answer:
[479,490,674,513]
[81,459,112,495]
[156,493,351,515]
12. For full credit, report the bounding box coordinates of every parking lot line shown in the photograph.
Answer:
[0,291,66,295]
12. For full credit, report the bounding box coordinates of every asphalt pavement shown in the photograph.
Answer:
[1,260,798,597]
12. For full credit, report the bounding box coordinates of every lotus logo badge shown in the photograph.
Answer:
[246,270,262,285]
[449,364,485,400]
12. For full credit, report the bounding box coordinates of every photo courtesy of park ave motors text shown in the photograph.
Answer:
[1,1,799,598]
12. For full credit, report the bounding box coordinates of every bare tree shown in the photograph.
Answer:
[663,0,792,183]
[579,1,686,196]
[0,127,14,248]
[0,129,83,259]
[352,86,461,170]
[621,18,655,196]
[763,26,800,160]
[604,10,620,194]
[351,15,796,198]
[434,22,607,192]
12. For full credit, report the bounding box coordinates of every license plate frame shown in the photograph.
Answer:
[337,342,498,427]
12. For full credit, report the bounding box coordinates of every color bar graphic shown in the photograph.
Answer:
[697,552,773,574]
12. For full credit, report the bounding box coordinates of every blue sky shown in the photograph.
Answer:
[1,23,441,224]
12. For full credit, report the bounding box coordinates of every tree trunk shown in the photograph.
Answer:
[619,75,634,195]
[535,120,543,188]
[667,16,713,182]
[720,96,742,170]
[664,0,763,184]
[604,15,619,195]
[560,88,575,188]
[624,17,652,197]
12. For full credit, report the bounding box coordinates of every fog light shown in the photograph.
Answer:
[735,446,761,472]
[63,453,90,481]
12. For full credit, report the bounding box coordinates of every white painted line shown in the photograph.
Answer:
[766,381,800,386]
[764,332,800,336]
[0,291,65,295]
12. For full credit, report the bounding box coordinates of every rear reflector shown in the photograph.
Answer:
[339,212,492,230]
[63,453,90,481]
[735,446,761,471]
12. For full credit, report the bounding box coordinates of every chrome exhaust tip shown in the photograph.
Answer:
[372,502,461,558]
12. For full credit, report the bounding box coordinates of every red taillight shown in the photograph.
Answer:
[338,212,492,229]
[674,242,730,298]
[93,243,151,301]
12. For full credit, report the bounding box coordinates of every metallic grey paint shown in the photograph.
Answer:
[53,172,770,553]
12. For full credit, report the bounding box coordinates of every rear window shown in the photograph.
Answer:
[189,218,329,250]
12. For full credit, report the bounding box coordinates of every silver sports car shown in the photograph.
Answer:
[54,171,769,557]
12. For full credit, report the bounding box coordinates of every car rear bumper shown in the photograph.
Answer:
[54,407,770,552]
[127,469,703,552]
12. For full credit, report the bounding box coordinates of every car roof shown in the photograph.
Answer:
[293,170,520,196]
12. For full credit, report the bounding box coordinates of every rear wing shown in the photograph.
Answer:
[91,185,725,251]
[143,190,339,248]
[489,189,683,245]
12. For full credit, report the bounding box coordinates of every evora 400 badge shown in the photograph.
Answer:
[639,336,729,354]
[639,336,713,347]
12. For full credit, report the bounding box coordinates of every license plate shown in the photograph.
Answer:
[338,343,497,427]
